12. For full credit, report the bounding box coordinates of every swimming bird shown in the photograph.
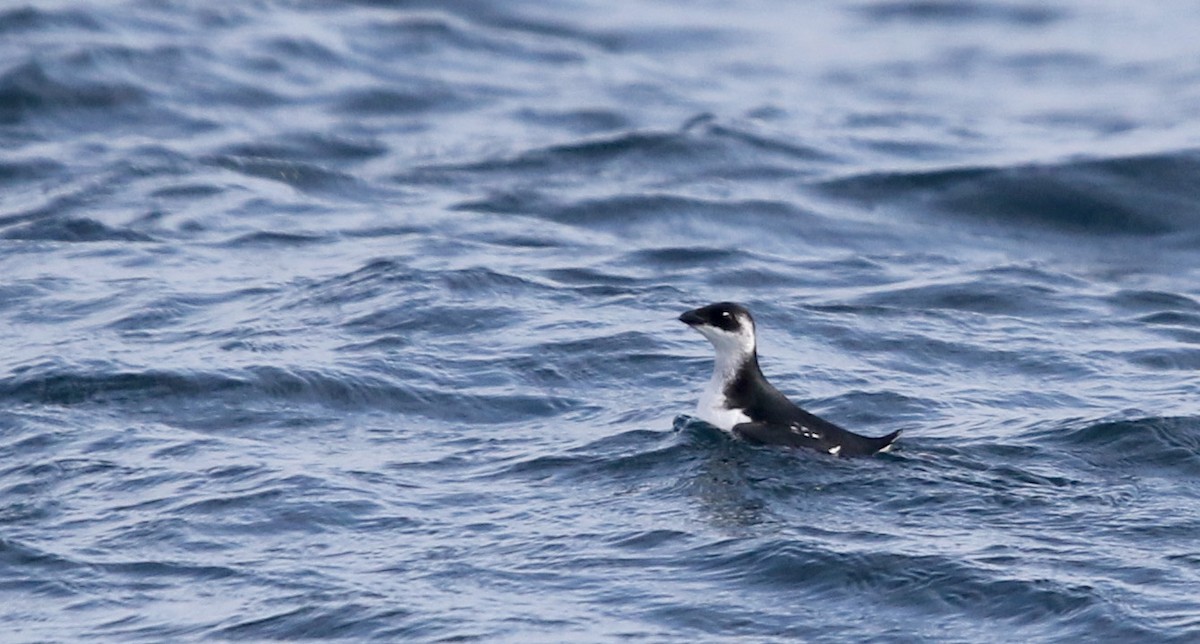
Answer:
[679,302,900,456]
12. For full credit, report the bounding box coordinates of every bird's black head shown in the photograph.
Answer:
[680,302,758,363]
[678,301,753,332]
[678,301,757,354]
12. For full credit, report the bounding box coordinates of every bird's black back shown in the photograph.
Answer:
[725,354,899,456]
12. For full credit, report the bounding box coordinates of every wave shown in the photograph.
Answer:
[853,1,1064,26]
[1037,416,1200,477]
[0,364,579,425]
[1,216,154,242]
[206,154,366,196]
[402,119,828,187]
[221,231,330,248]
[334,86,477,116]
[219,134,388,165]
[816,151,1200,236]
[362,12,590,64]
[0,6,102,34]
[0,158,65,187]
[453,191,810,234]
[0,61,146,124]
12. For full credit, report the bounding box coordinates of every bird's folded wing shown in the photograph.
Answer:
[733,421,900,456]
[732,421,825,450]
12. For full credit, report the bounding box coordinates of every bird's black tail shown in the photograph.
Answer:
[842,428,901,457]
[869,429,901,455]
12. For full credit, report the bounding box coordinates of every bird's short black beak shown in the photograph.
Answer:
[678,309,704,326]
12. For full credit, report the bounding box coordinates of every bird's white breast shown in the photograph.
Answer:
[695,378,751,431]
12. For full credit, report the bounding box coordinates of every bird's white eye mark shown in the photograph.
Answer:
[721,311,731,318]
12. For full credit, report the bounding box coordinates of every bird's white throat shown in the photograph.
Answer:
[693,325,756,431]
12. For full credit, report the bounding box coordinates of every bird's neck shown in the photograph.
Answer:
[709,345,760,389]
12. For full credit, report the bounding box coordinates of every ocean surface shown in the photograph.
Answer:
[3,0,1200,641]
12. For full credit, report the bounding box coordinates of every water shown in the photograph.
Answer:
[2,0,1200,640]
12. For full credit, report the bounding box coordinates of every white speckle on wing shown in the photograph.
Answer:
[789,423,820,441]
[828,445,842,456]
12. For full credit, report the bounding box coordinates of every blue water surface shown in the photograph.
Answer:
[2,0,1200,641]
